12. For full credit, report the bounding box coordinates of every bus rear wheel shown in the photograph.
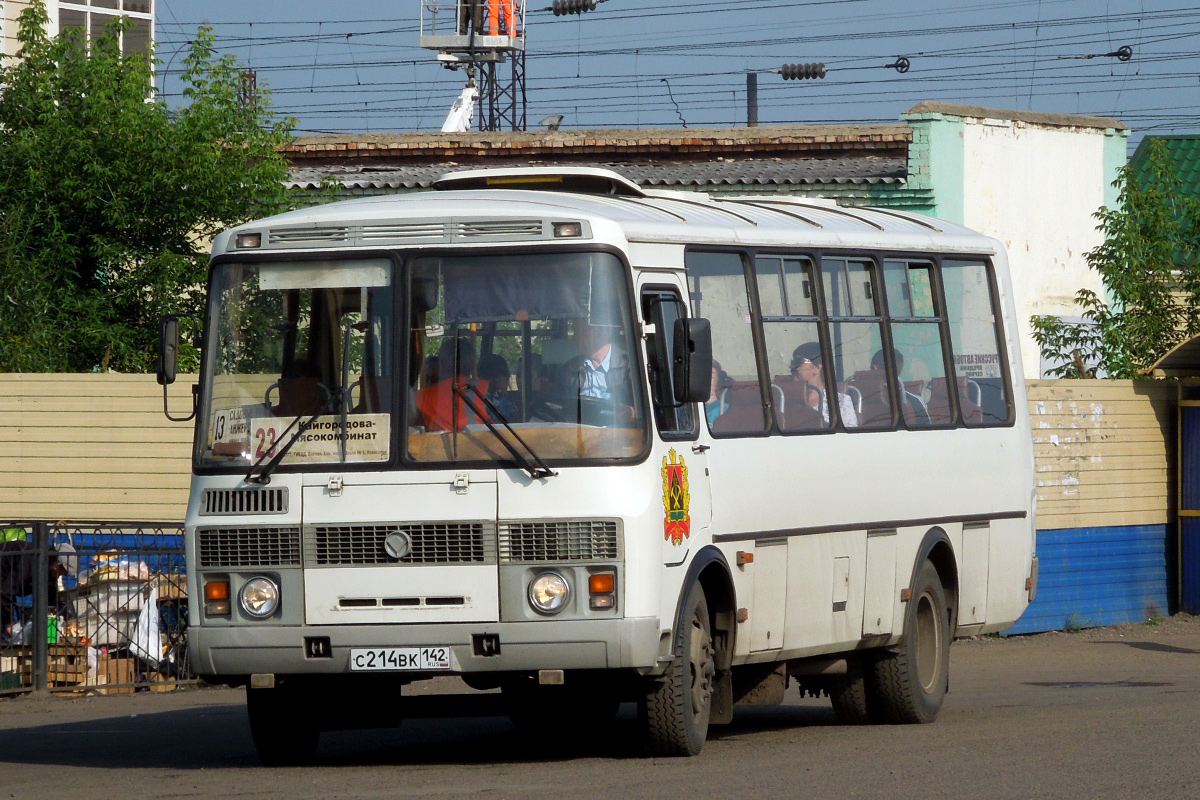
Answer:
[246,685,320,766]
[828,657,883,725]
[872,560,950,724]
[642,587,714,756]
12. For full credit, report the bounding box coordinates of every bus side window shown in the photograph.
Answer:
[883,260,949,429]
[757,254,830,433]
[687,250,767,435]
[941,259,1013,426]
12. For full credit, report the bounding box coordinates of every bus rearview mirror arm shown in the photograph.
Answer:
[158,314,198,422]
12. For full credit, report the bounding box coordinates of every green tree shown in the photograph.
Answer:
[1032,138,1200,379]
[0,0,300,372]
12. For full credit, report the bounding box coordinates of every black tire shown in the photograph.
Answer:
[642,587,715,757]
[872,560,950,724]
[246,686,320,766]
[828,657,882,725]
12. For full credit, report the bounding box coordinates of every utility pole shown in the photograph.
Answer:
[747,73,758,127]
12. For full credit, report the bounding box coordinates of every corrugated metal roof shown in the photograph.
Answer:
[1129,135,1200,197]
[287,157,907,192]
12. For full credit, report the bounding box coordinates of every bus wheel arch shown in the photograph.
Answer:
[873,555,952,724]
[914,527,959,635]
[642,546,734,756]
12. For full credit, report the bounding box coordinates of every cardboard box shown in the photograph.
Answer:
[17,642,87,686]
[100,656,135,695]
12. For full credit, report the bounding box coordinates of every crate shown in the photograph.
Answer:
[80,610,139,648]
[17,642,87,686]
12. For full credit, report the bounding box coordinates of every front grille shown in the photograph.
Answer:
[499,519,622,563]
[201,487,288,516]
[197,527,302,568]
[310,523,494,565]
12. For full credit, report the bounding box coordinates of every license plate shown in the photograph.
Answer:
[349,646,452,672]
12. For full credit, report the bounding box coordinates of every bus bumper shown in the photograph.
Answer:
[190,616,664,678]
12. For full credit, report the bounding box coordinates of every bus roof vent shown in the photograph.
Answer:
[360,221,448,242]
[433,167,647,198]
[455,219,545,239]
[267,226,352,246]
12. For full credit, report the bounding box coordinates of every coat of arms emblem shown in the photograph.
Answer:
[661,448,691,545]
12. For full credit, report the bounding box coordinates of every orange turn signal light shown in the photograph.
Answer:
[205,580,230,602]
[588,573,615,594]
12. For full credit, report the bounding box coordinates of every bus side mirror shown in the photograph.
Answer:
[157,315,180,386]
[672,317,712,404]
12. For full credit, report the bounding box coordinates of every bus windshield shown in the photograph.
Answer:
[406,251,646,466]
[196,251,646,472]
[198,258,396,470]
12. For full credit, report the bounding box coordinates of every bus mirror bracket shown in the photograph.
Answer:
[672,317,712,404]
[158,314,197,422]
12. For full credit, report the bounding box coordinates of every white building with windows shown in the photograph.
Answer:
[2,1,153,60]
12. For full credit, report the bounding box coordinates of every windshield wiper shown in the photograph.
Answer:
[452,384,557,480]
[245,393,329,485]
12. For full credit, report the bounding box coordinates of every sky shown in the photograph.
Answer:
[154,0,1200,148]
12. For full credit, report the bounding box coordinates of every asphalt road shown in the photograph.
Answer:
[2,616,1199,800]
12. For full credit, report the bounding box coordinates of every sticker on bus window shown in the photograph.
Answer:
[662,448,691,546]
[953,353,1003,379]
[211,406,250,456]
[249,414,390,463]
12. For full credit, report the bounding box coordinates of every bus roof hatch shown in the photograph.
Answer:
[433,167,647,197]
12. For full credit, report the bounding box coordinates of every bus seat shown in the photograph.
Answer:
[905,380,927,402]
[849,370,892,427]
[926,377,982,425]
[845,384,862,413]
[352,373,390,414]
[273,376,324,417]
[712,381,768,434]
[774,379,825,431]
[903,390,931,427]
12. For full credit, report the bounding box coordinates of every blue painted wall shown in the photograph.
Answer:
[1004,525,1170,635]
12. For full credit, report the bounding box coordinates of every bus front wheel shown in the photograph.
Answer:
[246,685,320,766]
[642,587,715,756]
[872,560,950,724]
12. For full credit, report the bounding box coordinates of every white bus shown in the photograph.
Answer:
[158,167,1037,764]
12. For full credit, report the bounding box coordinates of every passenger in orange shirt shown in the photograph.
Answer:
[416,337,490,431]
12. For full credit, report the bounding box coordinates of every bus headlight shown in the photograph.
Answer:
[239,576,281,619]
[528,571,570,615]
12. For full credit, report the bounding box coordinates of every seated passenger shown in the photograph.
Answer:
[872,348,930,427]
[706,360,731,427]
[415,337,490,431]
[789,342,858,428]
[477,353,517,420]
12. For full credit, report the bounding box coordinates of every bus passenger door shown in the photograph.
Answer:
[640,282,713,566]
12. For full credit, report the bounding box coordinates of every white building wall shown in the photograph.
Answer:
[961,118,1112,378]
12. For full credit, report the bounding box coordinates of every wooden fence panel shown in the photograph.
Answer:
[0,374,197,521]
[1028,379,1176,531]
